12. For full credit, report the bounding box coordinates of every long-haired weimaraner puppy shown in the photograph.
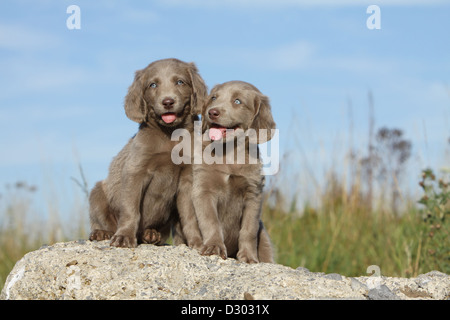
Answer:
[89,58,207,248]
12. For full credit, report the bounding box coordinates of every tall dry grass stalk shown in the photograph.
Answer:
[0,174,89,291]
[262,148,449,277]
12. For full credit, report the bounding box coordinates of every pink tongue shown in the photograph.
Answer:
[161,113,176,123]
[209,127,226,141]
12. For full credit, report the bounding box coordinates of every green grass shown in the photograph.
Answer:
[265,201,432,277]
[263,168,449,277]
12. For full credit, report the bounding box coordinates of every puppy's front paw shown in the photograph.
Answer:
[201,242,227,260]
[110,234,137,248]
[237,249,259,264]
[189,238,206,253]
[141,228,161,245]
[89,229,114,241]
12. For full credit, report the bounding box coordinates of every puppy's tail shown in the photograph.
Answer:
[257,222,274,263]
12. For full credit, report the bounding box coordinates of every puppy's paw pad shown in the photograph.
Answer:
[110,234,137,248]
[237,251,259,264]
[190,240,206,253]
[89,229,114,241]
[142,228,161,244]
[201,243,227,259]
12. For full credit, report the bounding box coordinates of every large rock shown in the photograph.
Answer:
[1,240,448,300]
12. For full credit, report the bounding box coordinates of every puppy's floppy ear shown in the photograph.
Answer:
[124,69,146,123]
[187,62,208,116]
[251,93,276,143]
[200,94,213,134]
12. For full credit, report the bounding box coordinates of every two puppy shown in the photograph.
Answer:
[89,58,276,263]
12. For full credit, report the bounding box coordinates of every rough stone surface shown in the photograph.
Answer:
[1,240,449,300]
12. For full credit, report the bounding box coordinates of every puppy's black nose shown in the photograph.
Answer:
[208,108,220,120]
[162,98,175,109]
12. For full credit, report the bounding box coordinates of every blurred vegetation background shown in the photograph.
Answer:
[1,107,449,292]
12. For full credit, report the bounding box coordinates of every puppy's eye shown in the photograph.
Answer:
[234,99,241,105]
[149,83,157,88]
[176,80,184,85]
[211,96,216,101]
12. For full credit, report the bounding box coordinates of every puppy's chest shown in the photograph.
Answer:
[225,174,250,196]
[137,134,180,173]
[206,165,262,197]
[143,145,181,193]
[144,148,177,173]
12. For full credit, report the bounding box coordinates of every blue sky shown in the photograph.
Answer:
[1,1,449,215]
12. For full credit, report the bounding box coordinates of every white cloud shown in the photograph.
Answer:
[121,8,160,24]
[318,56,397,75]
[0,59,94,99]
[0,23,60,50]
[204,40,315,71]
[0,104,92,124]
[270,41,316,70]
